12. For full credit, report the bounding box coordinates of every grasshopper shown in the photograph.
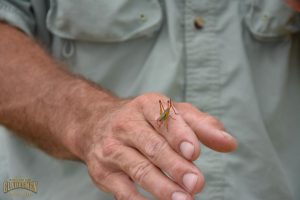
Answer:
[157,99,178,130]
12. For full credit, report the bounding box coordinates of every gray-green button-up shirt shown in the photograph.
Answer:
[0,0,299,199]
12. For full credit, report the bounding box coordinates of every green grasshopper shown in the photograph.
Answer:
[157,99,178,130]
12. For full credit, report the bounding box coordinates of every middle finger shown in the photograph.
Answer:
[117,122,205,194]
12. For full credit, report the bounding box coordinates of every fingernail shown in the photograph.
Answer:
[183,173,198,192]
[180,141,194,159]
[220,131,234,140]
[172,192,188,200]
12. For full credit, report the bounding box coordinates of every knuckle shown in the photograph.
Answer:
[144,137,168,161]
[111,117,133,132]
[102,138,122,158]
[88,164,104,182]
[130,160,153,184]
[133,93,165,108]
[181,102,195,109]
[133,94,150,107]
[178,102,197,118]
[87,164,112,192]
[111,118,126,132]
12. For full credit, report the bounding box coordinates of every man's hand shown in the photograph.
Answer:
[68,93,237,200]
[0,22,237,200]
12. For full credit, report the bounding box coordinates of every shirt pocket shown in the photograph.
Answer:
[243,0,300,42]
[46,0,163,42]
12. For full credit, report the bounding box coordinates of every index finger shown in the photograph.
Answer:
[177,103,238,152]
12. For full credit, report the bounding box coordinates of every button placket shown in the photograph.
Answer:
[183,0,224,199]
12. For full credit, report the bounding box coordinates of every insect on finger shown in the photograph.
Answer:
[156,99,178,131]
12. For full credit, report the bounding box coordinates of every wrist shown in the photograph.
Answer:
[60,79,121,161]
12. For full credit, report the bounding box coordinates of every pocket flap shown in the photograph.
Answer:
[46,0,163,42]
[243,0,300,41]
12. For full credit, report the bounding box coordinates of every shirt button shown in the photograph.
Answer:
[194,17,205,30]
